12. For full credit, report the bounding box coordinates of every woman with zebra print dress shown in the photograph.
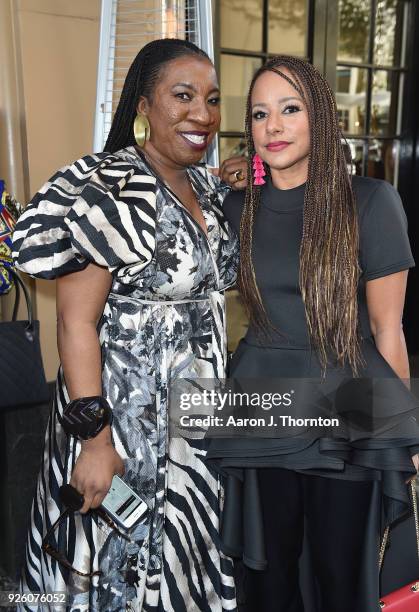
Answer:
[12,39,245,611]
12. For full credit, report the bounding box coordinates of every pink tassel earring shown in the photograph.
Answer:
[253,154,266,186]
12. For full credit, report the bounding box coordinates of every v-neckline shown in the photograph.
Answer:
[126,146,221,287]
[163,175,209,239]
[160,169,221,287]
[129,146,210,239]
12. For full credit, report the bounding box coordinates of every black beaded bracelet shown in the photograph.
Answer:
[62,396,113,440]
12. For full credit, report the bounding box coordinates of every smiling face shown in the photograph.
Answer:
[138,55,220,168]
[251,68,311,185]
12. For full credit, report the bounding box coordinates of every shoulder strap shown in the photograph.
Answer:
[379,479,419,571]
[8,268,33,327]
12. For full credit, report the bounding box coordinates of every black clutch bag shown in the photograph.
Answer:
[0,268,50,409]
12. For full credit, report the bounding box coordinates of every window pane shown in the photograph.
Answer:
[370,70,399,136]
[221,55,262,133]
[367,139,399,184]
[268,0,308,56]
[219,137,246,162]
[220,0,263,52]
[337,0,371,63]
[344,139,365,176]
[336,67,368,135]
[374,0,405,66]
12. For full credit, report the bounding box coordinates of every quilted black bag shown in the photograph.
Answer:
[0,268,50,409]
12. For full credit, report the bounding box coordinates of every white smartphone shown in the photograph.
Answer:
[100,475,148,530]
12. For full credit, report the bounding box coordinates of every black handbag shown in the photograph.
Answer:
[0,268,50,409]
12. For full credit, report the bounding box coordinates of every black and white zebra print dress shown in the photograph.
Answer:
[12,146,238,611]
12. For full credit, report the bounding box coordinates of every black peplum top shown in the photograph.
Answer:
[206,175,419,576]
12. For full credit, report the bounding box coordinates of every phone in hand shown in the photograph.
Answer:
[100,475,148,530]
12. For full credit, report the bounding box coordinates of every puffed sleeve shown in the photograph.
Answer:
[359,180,415,281]
[12,152,157,280]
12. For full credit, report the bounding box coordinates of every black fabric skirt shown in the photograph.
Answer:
[206,336,419,576]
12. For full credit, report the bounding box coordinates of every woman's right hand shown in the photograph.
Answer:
[70,425,125,513]
[208,156,248,190]
[219,156,248,190]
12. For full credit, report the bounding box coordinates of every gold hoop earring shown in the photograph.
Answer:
[133,114,151,148]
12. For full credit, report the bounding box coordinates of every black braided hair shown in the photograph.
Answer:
[104,38,210,153]
[240,56,362,374]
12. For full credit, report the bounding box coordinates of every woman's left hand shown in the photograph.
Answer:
[210,156,248,190]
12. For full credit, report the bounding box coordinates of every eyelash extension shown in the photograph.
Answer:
[252,104,302,119]
[284,104,301,113]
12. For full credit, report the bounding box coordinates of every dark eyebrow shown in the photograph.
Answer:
[252,96,302,108]
[172,82,220,95]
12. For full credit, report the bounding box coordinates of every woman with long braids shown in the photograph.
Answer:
[13,38,246,611]
[207,56,419,611]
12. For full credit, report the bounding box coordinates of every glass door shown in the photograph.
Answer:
[333,0,412,186]
[216,0,313,162]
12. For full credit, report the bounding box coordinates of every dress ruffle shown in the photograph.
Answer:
[12,148,157,280]
[206,336,419,570]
